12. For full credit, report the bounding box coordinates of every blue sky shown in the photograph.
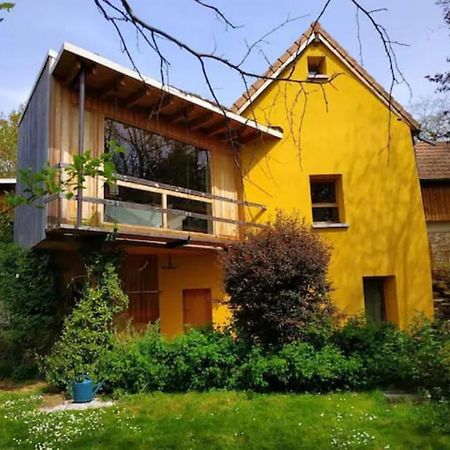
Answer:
[0,0,448,114]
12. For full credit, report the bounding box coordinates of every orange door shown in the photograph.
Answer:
[183,289,212,329]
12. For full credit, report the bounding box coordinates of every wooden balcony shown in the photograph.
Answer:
[46,173,266,249]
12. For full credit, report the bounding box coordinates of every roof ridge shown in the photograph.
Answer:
[231,22,420,130]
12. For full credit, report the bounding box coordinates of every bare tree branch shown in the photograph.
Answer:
[193,0,240,30]
[93,0,410,160]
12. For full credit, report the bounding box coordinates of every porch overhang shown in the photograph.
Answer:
[51,43,283,144]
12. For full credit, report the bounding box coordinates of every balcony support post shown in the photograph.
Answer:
[76,68,85,228]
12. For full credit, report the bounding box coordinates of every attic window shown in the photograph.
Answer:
[307,56,327,80]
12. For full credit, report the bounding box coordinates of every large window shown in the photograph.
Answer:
[104,119,212,233]
[105,119,211,193]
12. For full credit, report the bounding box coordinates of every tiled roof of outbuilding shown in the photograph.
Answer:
[415,141,450,180]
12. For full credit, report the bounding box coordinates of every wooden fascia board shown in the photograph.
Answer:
[51,42,282,140]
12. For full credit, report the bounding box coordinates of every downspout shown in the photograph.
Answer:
[77,68,85,228]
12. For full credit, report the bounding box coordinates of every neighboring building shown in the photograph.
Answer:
[15,23,433,334]
[0,178,16,212]
[415,140,450,266]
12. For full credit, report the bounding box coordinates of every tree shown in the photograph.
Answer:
[221,212,334,348]
[44,260,128,389]
[93,0,408,150]
[3,143,123,215]
[0,2,14,23]
[0,107,21,177]
[427,1,450,92]
[411,96,450,141]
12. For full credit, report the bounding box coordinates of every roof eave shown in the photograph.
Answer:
[52,42,283,140]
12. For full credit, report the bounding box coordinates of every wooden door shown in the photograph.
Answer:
[120,255,159,326]
[183,289,212,329]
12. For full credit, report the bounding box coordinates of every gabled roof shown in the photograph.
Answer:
[415,141,450,181]
[231,22,420,131]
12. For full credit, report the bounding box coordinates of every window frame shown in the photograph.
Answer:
[309,174,346,227]
[100,117,216,235]
[307,56,328,81]
[104,117,212,194]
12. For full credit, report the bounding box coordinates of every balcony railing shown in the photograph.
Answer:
[46,173,266,245]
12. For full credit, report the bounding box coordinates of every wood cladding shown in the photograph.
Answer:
[50,80,243,238]
[15,57,52,248]
[421,184,450,222]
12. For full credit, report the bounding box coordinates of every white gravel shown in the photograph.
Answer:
[40,399,115,413]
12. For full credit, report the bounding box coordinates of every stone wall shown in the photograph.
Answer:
[428,222,450,267]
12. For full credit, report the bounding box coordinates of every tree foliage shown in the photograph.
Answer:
[221,212,334,348]
[44,258,128,389]
[0,239,62,378]
[0,2,14,23]
[4,142,123,213]
[0,107,21,177]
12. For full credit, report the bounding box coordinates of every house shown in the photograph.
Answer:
[0,178,16,212]
[414,140,450,266]
[414,140,450,318]
[15,23,433,334]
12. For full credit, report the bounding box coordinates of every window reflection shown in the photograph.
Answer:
[105,119,211,193]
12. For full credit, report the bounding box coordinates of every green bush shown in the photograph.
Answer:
[99,330,362,394]
[100,326,169,394]
[238,342,362,392]
[103,327,239,393]
[164,329,239,391]
[46,319,450,398]
[44,261,128,389]
[0,241,61,379]
[0,211,13,244]
[332,317,413,389]
[332,317,450,396]
[407,319,450,398]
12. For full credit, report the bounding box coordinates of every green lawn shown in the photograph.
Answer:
[0,386,449,449]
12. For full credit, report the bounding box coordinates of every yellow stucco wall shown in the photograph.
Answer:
[238,41,433,327]
[157,251,229,336]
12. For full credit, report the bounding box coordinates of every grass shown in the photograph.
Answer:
[0,385,449,449]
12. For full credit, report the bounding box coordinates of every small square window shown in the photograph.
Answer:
[307,56,327,79]
[310,176,343,224]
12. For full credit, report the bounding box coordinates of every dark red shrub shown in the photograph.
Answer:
[221,212,334,348]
